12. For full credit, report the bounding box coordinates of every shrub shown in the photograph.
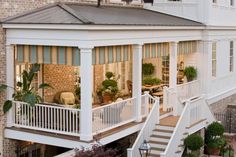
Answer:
[184,153,199,157]
[0,64,52,113]
[205,122,226,152]
[184,134,204,151]
[207,137,226,149]
[142,77,161,86]
[75,145,120,157]
[105,72,114,80]
[184,66,197,82]
[142,63,155,76]
[206,122,224,137]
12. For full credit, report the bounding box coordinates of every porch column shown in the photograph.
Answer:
[6,45,15,127]
[132,44,143,122]
[169,42,178,89]
[201,40,212,97]
[80,47,93,141]
[169,42,178,116]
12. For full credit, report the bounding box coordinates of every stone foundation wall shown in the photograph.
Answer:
[209,93,236,114]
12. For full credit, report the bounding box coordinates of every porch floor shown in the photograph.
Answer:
[159,116,180,127]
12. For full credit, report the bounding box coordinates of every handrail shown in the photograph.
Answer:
[161,95,215,157]
[177,80,201,102]
[92,97,137,134]
[127,95,160,157]
[176,80,199,87]
[92,97,136,111]
[161,98,190,157]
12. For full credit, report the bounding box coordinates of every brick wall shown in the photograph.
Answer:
[43,64,76,103]
[0,1,104,156]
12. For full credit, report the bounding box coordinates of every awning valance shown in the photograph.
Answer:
[142,43,169,59]
[178,41,197,55]
[15,45,132,66]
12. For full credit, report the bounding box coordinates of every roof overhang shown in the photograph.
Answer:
[2,23,206,30]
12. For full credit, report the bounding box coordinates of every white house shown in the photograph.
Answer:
[1,0,236,156]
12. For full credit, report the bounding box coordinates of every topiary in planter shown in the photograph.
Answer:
[205,122,225,155]
[142,63,155,76]
[184,134,204,151]
[183,66,197,82]
[206,122,224,137]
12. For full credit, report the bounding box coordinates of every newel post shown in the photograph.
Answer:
[163,86,168,112]
[185,100,191,127]
[6,45,15,127]
[144,91,149,116]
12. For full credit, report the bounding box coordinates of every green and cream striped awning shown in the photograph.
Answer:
[178,41,197,55]
[142,43,169,59]
[15,45,132,66]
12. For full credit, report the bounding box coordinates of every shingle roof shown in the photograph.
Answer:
[2,3,204,26]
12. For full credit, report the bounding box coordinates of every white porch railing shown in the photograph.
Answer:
[12,101,80,136]
[92,97,137,134]
[127,96,160,157]
[160,96,215,157]
[176,80,201,102]
[163,87,176,112]
[141,92,156,117]
[9,95,154,139]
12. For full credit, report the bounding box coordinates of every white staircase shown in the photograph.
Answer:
[149,125,174,157]
[127,95,216,157]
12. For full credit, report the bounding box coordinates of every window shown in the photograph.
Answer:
[168,0,181,1]
[230,41,234,72]
[231,0,234,6]
[212,42,217,77]
[212,0,217,3]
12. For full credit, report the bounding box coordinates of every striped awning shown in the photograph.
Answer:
[178,41,197,55]
[142,43,169,59]
[92,45,132,64]
[15,45,132,66]
[16,45,81,66]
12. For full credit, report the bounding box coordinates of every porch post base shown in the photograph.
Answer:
[80,134,93,142]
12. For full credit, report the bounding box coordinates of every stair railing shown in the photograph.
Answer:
[161,95,215,157]
[127,95,160,157]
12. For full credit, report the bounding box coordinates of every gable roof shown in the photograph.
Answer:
[2,3,204,26]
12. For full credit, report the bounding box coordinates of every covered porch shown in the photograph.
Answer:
[3,3,205,146]
[7,40,202,142]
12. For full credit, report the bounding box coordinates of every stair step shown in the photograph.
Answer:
[156,125,175,131]
[150,154,160,157]
[150,135,171,143]
[151,147,165,155]
[150,142,167,149]
[175,150,182,154]
[152,130,172,137]
[149,141,168,145]
[154,129,173,133]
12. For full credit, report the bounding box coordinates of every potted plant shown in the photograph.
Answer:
[205,122,226,155]
[142,63,155,76]
[97,72,119,104]
[0,63,51,113]
[184,134,204,156]
[142,77,161,86]
[183,66,197,82]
